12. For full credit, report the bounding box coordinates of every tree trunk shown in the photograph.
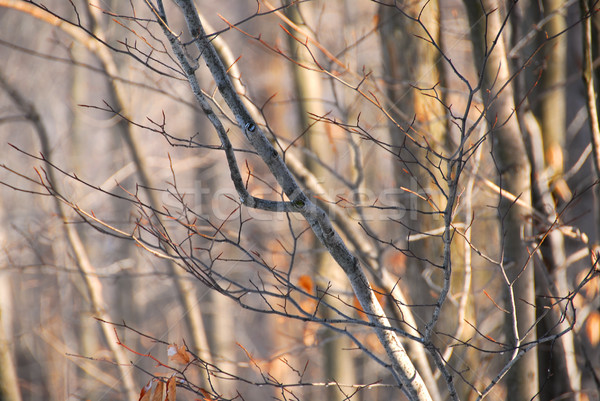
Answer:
[539,0,568,192]
[510,2,580,397]
[284,3,355,400]
[464,2,539,399]
[582,0,600,245]
[0,283,22,401]
[378,2,446,399]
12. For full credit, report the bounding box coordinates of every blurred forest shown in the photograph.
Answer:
[0,0,599,400]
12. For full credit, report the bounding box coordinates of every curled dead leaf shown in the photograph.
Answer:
[168,344,192,365]
[138,375,177,401]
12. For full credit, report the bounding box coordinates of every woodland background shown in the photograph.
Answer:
[0,0,599,401]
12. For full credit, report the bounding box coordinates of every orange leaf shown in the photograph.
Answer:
[168,344,192,365]
[298,275,314,295]
[151,382,166,401]
[139,378,166,401]
[198,388,214,401]
[139,376,177,401]
[166,375,177,401]
[139,379,153,401]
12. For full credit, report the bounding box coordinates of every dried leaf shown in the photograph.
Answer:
[198,388,214,401]
[138,378,166,401]
[139,379,153,401]
[168,344,192,365]
[166,375,177,401]
[151,382,166,401]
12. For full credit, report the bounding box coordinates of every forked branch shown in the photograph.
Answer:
[145,0,434,399]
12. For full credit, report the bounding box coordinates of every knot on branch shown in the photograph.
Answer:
[245,122,256,133]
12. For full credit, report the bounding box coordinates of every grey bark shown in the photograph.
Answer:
[186,13,436,398]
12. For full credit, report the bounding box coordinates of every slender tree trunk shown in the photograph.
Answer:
[522,113,580,400]
[0,151,20,401]
[68,18,109,396]
[284,2,355,400]
[83,7,215,392]
[0,279,22,401]
[202,166,237,395]
[464,2,539,399]
[540,0,568,193]
[510,2,580,397]
[378,0,447,304]
[0,190,19,401]
[0,69,140,401]
[582,0,600,244]
[378,2,446,399]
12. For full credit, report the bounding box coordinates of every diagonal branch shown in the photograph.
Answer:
[146,1,433,400]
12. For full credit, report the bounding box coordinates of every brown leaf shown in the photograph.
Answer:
[198,388,214,401]
[166,375,177,401]
[139,379,153,401]
[138,378,165,401]
[168,344,192,365]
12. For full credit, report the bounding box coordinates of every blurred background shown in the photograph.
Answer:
[0,1,598,400]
